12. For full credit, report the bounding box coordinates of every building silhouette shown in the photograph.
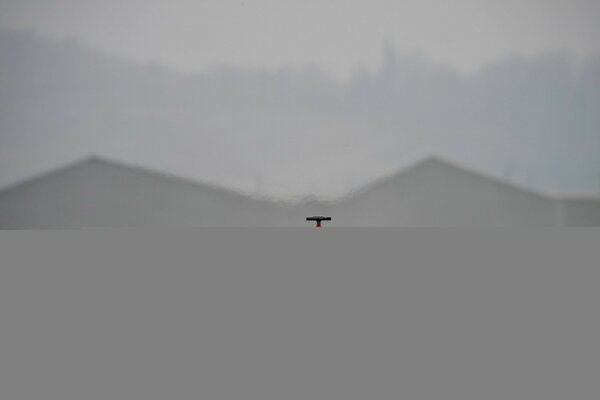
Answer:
[1,156,599,228]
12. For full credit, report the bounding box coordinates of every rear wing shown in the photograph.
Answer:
[306,216,332,228]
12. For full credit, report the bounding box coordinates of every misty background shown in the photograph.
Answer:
[1,0,600,200]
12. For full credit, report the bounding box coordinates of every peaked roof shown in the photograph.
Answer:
[0,155,288,207]
[343,155,554,201]
[1,154,596,203]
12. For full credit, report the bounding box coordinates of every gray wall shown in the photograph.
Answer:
[558,197,600,227]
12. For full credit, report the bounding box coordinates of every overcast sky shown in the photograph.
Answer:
[1,0,599,79]
[1,0,599,199]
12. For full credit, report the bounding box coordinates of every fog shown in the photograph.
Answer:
[2,0,600,78]
[1,28,599,200]
[1,1,600,228]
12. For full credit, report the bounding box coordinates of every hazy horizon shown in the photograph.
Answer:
[1,1,599,200]
[2,27,600,199]
[2,0,599,79]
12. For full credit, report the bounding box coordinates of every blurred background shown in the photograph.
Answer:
[0,0,599,226]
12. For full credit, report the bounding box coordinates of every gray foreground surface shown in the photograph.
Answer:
[1,229,599,399]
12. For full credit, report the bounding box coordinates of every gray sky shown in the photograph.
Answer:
[1,0,599,199]
[1,0,599,79]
